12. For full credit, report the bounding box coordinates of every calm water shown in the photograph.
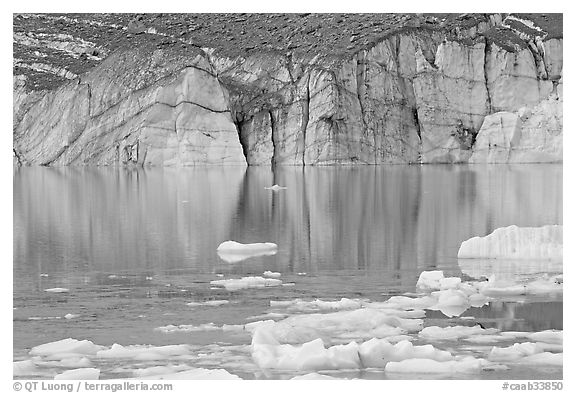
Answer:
[13,164,563,379]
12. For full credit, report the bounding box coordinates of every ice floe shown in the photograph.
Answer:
[358,338,453,367]
[186,300,229,307]
[44,288,70,293]
[54,367,100,380]
[419,325,499,341]
[138,368,242,380]
[210,276,282,291]
[488,342,547,362]
[264,185,287,191]
[30,338,104,358]
[270,298,364,312]
[518,352,562,366]
[458,225,562,260]
[384,357,489,374]
[290,373,342,380]
[216,241,278,263]
[13,360,40,376]
[96,344,192,360]
[155,323,246,334]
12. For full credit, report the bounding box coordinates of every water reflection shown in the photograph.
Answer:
[14,164,562,291]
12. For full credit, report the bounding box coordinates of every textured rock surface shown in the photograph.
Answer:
[13,13,563,166]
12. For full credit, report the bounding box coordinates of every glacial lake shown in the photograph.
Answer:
[13,164,563,380]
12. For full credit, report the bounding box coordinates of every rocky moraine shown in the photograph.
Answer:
[13,13,562,166]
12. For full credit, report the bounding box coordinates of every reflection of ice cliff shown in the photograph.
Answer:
[14,165,562,285]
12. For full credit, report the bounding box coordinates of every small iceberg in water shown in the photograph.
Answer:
[264,184,287,191]
[458,225,562,260]
[216,240,278,263]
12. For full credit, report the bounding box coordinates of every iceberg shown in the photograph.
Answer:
[419,325,499,341]
[30,338,104,357]
[96,343,192,360]
[253,338,362,370]
[358,338,453,368]
[13,360,39,377]
[210,276,282,291]
[385,357,488,374]
[186,300,229,307]
[291,373,342,380]
[488,342,545,362]
[216,241,278,263]
[458,225,562,260]
[54,368,100,380]
[44,288,70,293]
[264,185,287,191]
[137,368,242,380]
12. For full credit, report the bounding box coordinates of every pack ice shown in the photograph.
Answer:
[458,225,562,259]
[216,240,278,263]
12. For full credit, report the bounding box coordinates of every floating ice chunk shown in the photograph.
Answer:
[59,357,92,368]
[519,352,562,366]
[30,338,104,357]
[527,330,562,344]
[263,271,281,278]
[186,300,229,307]
[464,335,510,344]
[216,241,278,263]
[264,185,287,191]
[430,289,470,317]
[270,298,363,312]
[210,276,282,291]
[458,225,562,260]
[252,308,422,347]
[246,312,287,321]
[291,373,342,380]
[358,339,453,368]
[155,323,222,333]
[96,344,192,360]
[385,357,488,374]
[416,271,445,290]
[488,342,546,362]
[131,364,190,377]
[44,288,70,293]
[13,360,39,376]
[253,338,361,370]
[156,323,246,334]
[382,295,437,310]
[419,325,499,340]
[139,368,242,380]
[54,368,100,380]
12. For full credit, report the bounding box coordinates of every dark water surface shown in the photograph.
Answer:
[13,164,563,379]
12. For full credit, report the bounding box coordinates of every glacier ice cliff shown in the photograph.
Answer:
[13,13,562,166]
